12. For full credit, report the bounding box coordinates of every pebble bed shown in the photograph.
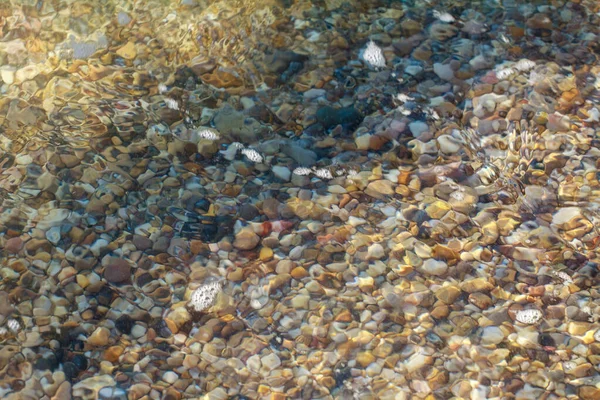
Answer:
[1,0,600,399]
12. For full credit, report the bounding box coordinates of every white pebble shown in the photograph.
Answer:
[164,98,179,110]
[433,10,455,23]
[514,59,536,72]
[162,371,178,384]
[396,93,415,103]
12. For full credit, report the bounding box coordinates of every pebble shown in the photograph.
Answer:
[103,258,131,284]
[233,227,260,250]
[88,327,110,346]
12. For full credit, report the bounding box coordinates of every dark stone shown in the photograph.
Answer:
[238,204,259,221]
[103,258,131,284]
[72,354,88,371]
[34,354,59,371]
[194,198,211,213]
[63,362,80,380]
[315,105,363,131]
[115,315,135,335]
[152,319,173,338]
[412,210,429,224]
[96,286,114,306]
[152,236,170,252]
[136,272,154,288]
[539,333,556,348]
[132,235,153,251]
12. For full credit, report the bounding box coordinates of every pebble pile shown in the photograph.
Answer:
[1,0,600,399]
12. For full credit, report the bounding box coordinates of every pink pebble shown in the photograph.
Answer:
[5,237,23,253]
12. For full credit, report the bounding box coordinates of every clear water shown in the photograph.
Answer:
[1,0,600,399]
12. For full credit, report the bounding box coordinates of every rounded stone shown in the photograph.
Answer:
[233,228,260,250]
[103,258,131,283]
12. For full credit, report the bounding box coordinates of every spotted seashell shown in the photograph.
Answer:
[362,41,386,69]
[496,68,516,80]
[195,128,220,141]
[241,148,263,163]
[189,281,221,313]
[293,167,312,176]
[313,168,333,180]
[7,319,20,332]
[515,309,542,324]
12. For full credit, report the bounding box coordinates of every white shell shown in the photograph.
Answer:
[313,168,333,180]
[7,319,20,332]
[496,68,516,80]
[293,167,312,176]
[195,128,220,141]
[515,309,543,324]
[555,271,573,284]
[189,281,221,312]
[241,148,263,163]
[362,41,386,68]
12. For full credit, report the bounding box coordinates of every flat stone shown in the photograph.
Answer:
[233,227,260,250]
[5,237,23,253]
[435,286,461,304]
[103,258,131,283]
[132,235,153,251]
[481,326,505,345]
[420,259,448,276]
[365,180,395,199]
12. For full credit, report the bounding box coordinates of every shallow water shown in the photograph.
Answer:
[1,0,600,399]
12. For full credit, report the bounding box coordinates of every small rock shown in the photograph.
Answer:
[233,227,260,250]
[272,166,291,181]
[103,258,131,284]
[481,326,505,345]
[420,259,448,276]
[261,353,281,371]
[88,327,110,346]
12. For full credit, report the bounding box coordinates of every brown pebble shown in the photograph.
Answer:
[103,258,132,283]
[291,266,308,280]
[104,346,124,362]
[468,293,493,310]
[88,327,110,346]
[5,237,23,253]
[132,235,153,251]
